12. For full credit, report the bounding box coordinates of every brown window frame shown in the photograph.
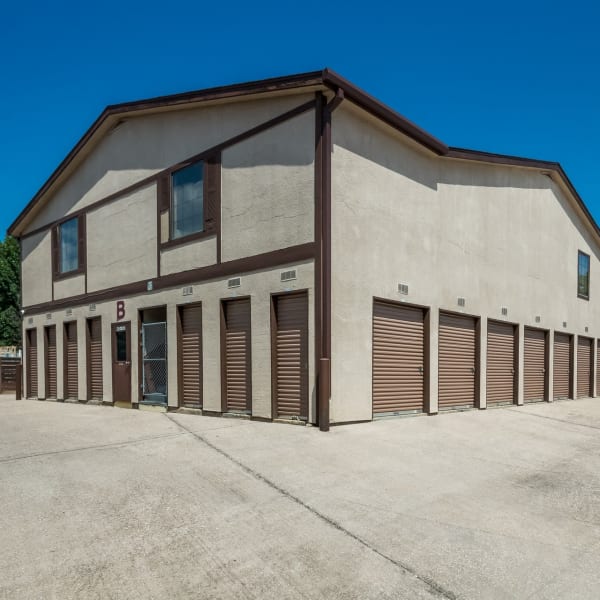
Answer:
[158,152,221,251]
[51,214,86,281]
[577,250,590,301]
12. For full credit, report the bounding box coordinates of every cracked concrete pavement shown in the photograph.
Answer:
[1,394,600,599]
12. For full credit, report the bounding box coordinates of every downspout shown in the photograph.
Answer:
[317,88,344,431]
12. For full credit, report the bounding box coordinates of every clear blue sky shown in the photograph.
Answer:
[2,0,599,236]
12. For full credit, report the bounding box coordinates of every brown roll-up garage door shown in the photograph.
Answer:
[179,304,202,409]
[438,313,477,409]
[64,322,78,399]
[273,292,308,420]
[45,326,57,399]
[87,318,103,401]
[222,298,251,413]
[372,300,425,414]
[553,333,571,400]
[524,328,546,402]
[486,321,516,405]
[26,329,38,398]
[577,336,592,398]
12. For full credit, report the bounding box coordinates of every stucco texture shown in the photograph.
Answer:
[330,103,600,423]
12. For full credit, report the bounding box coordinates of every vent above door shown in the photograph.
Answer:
[228,277,241,289]
[281,270,297,283]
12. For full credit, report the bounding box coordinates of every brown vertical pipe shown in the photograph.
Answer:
[319,358,330,431]
[15,364,22,400]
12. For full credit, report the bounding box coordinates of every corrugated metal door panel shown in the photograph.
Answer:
[27,329,38,398]
[438,313,476,409]
[181,305,202,408]
[46,327,57,398]
[275,293,308,419]
[577,337,592,398]
[65,322,78,399]
[224,299,251,413]
[524,328,546,402]
[553,333,571,400]
[89,319,103,400]
[372,301,425,414]
[486,321,515,405]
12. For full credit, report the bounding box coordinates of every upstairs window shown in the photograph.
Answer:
[171,162,204,240]
[52,214,85,279]
[59,217,79,273]
[578,251,590,299]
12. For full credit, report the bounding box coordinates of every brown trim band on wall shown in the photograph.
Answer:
[20,100,316,242]
[23,242,315,315]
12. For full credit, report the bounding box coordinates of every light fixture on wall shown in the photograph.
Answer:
[535,316,541,323]
[147,281,154,292]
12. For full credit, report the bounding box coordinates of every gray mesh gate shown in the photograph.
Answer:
[142,322,168,405]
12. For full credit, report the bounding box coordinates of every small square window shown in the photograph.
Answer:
[59,217,79,273]
[171,162,204,240]
[578,251,590,299]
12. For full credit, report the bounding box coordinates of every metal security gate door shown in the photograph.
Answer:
[524,328,546,403]
[273,292,309,420]
[64,322,78,399]
[26,329,38,398]
[438,313,477,409]
[142,322,167,405]
[486,321,516,405]
[577,337,592,398]
[372,300,425,415]
[45,326,57,399]
[87,318,103,401]
[222,298,252,413]
[553,333,571,400]
[179,305,202,409]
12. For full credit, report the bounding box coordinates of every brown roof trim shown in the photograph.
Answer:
[9,67,600,242]
[446,147,600,237]
[321,69,448,156]
[8,70,325,237]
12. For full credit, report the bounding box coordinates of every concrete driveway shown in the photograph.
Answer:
[1,395,600,599]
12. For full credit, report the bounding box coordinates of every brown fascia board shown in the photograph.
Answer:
[9,67,600,241]
[447,147,600,238]
[322,69,449,156]
[7,70,326,237]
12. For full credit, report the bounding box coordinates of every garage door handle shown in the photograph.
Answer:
[470,367,476,374]
[418,367,423,374]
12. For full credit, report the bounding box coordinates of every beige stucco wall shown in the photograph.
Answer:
[221,110,315,261]
[22,231,52,306]
[330,103,600,423]
[87,183,158,291]
[54,275,85,300]
[25,94,315,233]
[160,236,217,276]
[22,260,315,421]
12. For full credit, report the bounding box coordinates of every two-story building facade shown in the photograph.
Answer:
[9,69,600,429]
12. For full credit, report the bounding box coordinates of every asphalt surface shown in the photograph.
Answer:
[1,394,600,599]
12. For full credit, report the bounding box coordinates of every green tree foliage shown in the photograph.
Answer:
[0,236,21,346]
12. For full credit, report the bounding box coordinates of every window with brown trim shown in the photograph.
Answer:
[51,214,86,280]
[578,250,590,299]
[158,153,220,249]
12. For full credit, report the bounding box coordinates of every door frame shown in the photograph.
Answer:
[371,297,431,417]
[44,324,56,399]
[62,320,78,400]
[86,316,102,401]
[486,318,518,406]
[111,320,131,407]
[220,296,252,414]
[270,289,309,420]
[438,309,481,410]
[523,325,550,402]
[177,301,203,409]
[26,327,37,399]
